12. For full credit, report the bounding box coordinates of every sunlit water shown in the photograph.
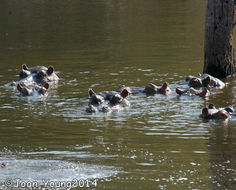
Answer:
[1,0,236,190]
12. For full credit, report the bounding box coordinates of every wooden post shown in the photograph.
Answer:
[203,0,236,78]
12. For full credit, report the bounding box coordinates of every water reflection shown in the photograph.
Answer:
[1,0,236,189]
[208,122,236,189]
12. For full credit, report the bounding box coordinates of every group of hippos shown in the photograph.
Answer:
[6,64,236,121]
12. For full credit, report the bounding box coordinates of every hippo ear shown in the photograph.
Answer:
[22,64,28,70]
[160,82,168,92]
[88,88,95,97]
[206,76,211,85]
[120,89,129,98]
[225,107,234,113]
[202,108,209,118]
[161,82,168,90]
[47,66,54,75]
[44,83,49,89]
[176,87,184,95]
[116,85,125,93]
[199,88,209,97]
[208,104,215,109]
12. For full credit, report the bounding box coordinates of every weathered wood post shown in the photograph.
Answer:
[203,0,236,78]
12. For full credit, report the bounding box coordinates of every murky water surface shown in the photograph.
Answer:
[1,0,236,189]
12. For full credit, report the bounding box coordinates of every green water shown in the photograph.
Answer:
[0,0,236,189]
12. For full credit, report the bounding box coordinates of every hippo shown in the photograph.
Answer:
[19,64,59,85]
[17,82,49,97]
[86,88,130,113]
[176,87,210,98]
[0,163,7,168]
[186,73,225,89]
[6,64,59,98]
[201,104,234,120]
[116,82,171,96]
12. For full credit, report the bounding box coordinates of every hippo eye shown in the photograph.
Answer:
[111,94,122,105]
[190,78,203,88]
[90,95,104,105]
[19,70,31,79]
[192,80,198,84]
[36,71,46,79]
[97,98,103,104]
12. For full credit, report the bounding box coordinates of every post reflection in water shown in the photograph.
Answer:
[208,122,236,190]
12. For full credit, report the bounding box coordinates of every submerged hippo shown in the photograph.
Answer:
[201,104,234,120]
[0,163,8,168]
[19,64,59,85]
[86,88,130,113]
[176,87,210,98]
[17,82,49,97]
[186,73,225,89]
[7,64,59,98]
[116,82,171,96]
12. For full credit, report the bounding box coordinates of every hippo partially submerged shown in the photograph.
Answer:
[186,73,225,89]
[201,104,234,120]
[176,87,210,98]
[0,163,8,168]
[7,64,59,98]
[86,88,130,113]
[116,82,171,96]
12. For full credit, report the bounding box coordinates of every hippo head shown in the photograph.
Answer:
[189,77,202,88]
[212,110,230,120]
[144,83,158,95]
[110,89,129,105]
[145,82,170,95]
[176,87,209,97]
[202,105,230,120]
[88,89,105,106]
[19,64,58,84]
[0,163,8,168]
